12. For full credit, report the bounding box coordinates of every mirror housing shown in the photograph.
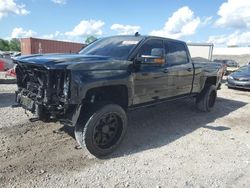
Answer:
[140,55,165,65]
[136,48,165,65]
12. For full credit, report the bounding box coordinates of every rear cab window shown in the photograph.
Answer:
[165,41,189,65]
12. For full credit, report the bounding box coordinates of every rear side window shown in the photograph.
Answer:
[138,39,163,56]
[165,41,188,65]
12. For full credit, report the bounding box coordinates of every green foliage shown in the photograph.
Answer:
[0,38,21,51]
[85,36,97,45]
[9,38,21,51]
[0,39,10,51]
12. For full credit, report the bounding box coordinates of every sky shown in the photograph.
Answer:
[0,0,250,46]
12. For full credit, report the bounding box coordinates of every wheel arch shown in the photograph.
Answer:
[205,76,217,86]
[83,85,129,110]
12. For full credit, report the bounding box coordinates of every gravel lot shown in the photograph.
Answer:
[0,81,250,187]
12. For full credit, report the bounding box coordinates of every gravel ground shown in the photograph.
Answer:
[0,82,250,188]
[0,84,28,128]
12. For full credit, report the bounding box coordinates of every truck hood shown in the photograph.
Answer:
[14,53,131,70]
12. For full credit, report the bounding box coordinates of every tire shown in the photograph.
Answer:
[217,83,221,90]
[196,85,217,112]
[36,104,51,122]
[74,103,127,157]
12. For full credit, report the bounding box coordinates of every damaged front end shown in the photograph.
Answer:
[15,60,76,123]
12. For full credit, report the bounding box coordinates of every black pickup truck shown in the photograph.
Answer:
[14,35,224,157]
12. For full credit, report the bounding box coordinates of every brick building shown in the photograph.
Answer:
[21,37,85,55]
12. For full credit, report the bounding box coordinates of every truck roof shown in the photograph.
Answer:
[103,35,187,44]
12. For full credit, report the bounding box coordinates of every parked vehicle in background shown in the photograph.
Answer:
[214,59,239,75]
[0,51,21,70]
[227,65,250,90]
[14,35,224,157]
[5,65,16,78]
[0,59,5,71]
[0,57,14,70]
[11,52,21,58]
[0,52,15,70]
[226,60,240,73]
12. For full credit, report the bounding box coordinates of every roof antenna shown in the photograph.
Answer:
[135,32,140,36]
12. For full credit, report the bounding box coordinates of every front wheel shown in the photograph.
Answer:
[74,103,127,157]
[196,85,217,112]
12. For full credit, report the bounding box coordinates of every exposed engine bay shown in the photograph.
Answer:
[15,60,73,121]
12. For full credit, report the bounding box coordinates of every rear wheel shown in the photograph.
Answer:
[196,85,217,112]
[74,103,127,157]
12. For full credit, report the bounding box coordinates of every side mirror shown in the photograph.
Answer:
[138,48,165,65]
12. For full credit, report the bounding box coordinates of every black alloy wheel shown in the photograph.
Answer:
[74,103,127,157]
[93,112,123,149]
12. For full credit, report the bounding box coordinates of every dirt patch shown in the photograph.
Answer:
[0,121,101,187]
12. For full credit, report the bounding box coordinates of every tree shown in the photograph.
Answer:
[0,38,21,51]
[85,36,97,45]
[0,39,10,51]
[9,38,21,51]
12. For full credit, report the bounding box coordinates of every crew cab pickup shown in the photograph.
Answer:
[14,35,224,157]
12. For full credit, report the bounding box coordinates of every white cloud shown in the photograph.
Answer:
[42,31,62,39]
[208,31,250,46]
[11,27,37,38]
[65,20,105,37]
[202,16,213,26]
[0,0,29,19]
[110,24,140,35]
[51,0,67,5]
[210,0,250,46]
[215,0,250,29]
[150,6,201,39]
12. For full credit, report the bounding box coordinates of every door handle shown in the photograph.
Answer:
[163,68,169,73]
[187,68,192,72]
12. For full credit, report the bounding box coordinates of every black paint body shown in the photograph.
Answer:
[14,36,223,124]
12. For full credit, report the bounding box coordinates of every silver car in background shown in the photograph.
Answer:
[227,65,250,89]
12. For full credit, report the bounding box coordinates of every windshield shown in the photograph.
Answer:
[237,66,250,73]
[79,36,143,60]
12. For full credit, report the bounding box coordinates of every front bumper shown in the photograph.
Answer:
[16,88,79,124]
[227,79,250,89]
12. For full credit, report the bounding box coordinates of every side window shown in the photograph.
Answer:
[138,39,163,56]
[165,41,189,65]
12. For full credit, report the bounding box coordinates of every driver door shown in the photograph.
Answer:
[133,39,173,105]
